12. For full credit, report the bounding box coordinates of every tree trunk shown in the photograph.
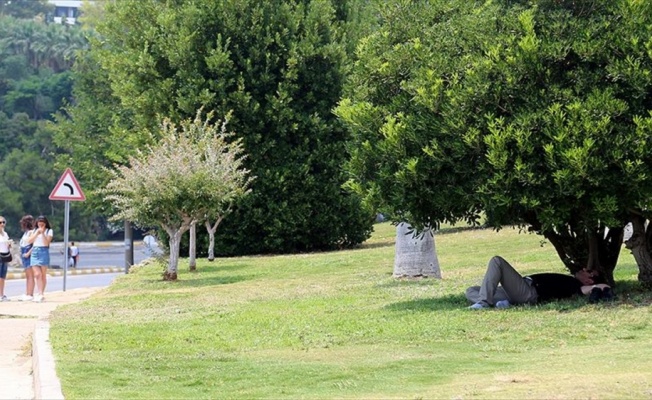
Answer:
[163,227,186,281]
[205,216,223,262]
[393,222,441,278]
[540,226,588,273]
[543,225,622,287]
[124,221,134,273]
[189,221,197,271]
[625,214,652,287]
[594,226,623,287]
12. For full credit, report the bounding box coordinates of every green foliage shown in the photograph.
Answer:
[0,111,59,236]
[52,49,138,210]
[476,0,652,233]
[0,16,87,73]
[0,0,52,19]
[3,71,73,118]
[103,111,252,229]
[62,0,374,255]
[337,0,496,229]
[337,0,652,273]
[0,14,92,239]
[0,16,84,121]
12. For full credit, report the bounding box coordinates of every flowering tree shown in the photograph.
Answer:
[103,111,253,280]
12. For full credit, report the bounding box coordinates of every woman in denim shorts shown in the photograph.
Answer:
[28,215,53,303]
[19,215,35,301]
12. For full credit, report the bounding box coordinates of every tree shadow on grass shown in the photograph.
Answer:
[181,263,256,287]
[174,274,255,288]
[375,277,440,288]
[385,294,468,312]
[357,241,394,250]
[604,279,652,307]
[139,274,253,288]
[180,264,254,289]
[534,281,652,310]
[188,264,248,274]
[139,263,255,288]
[385,284,652,313]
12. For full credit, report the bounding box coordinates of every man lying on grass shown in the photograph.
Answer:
[466,256,614,309]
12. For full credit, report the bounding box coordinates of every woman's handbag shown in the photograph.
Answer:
[0,252,12,263]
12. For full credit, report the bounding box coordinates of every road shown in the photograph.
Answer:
[48,241,159,270]
[4,240,163,297]
[4,272,121,297]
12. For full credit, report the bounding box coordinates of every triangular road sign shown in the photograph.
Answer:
[49,168,86,201]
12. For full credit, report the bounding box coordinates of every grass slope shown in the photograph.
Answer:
[50,223,652,399]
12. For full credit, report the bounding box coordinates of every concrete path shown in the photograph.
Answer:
[0,288,103,399]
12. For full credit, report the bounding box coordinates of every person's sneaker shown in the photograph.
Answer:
[19,294,33,302]
[0,295,9,302]
[588,287,602,304]
[495,300,511,309]
[33,294,44,303]
[601,287,615,302]
[468,302,490,310]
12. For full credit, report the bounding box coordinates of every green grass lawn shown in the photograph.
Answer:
[50,223,652,399]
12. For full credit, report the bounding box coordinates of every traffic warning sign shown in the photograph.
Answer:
[49,168,86,201]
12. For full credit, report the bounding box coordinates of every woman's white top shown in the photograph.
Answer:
[20,231,31,247]
[33,229,53,247]
[0,231,10,253]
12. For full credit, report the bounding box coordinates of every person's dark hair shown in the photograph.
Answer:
[20,215,34,231]
[35,215,51,229]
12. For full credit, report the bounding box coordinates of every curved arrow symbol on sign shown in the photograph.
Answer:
[63,183,74,195]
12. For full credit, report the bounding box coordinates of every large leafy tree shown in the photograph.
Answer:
[0,16,87,73]
[0,0,52,19]
[336,0,652,286]
[0,14,91,239]
[58,0,374,255]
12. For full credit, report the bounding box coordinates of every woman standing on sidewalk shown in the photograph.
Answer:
[0,216,12,301]
[28,215,53,303]
[18,215,35,301]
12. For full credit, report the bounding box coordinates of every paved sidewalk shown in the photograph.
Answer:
[0,288,103,399]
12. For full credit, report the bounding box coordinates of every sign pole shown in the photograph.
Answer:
[63,200,70,291]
